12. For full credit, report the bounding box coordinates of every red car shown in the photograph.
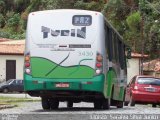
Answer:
[125,75,160,107]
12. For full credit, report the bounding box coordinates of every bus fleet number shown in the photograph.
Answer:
[78,51,93,57]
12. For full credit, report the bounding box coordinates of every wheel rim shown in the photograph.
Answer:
[3,88,8,93]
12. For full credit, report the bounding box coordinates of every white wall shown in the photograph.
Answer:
[127,58,140,83]
[0,55,24,82]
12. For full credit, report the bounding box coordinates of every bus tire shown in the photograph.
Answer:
[94,100,102,109]
[49,99,59,109]
[41,98,50,110]
[102,98,110,110]
[67,101,73,108]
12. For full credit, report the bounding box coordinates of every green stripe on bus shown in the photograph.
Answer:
[30,57,95,79]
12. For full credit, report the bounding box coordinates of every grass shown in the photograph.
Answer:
[0,96,40,108]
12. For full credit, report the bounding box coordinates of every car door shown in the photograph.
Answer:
[130,76,136,94]
[9,80,17,92]
[17,80,24,92]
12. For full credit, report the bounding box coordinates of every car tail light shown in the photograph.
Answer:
[95,53,103,75]
[24,52,31,75]
[134,86,138,90]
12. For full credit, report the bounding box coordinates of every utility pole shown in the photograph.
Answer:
[140,14,144,75]
[139,0,145,75]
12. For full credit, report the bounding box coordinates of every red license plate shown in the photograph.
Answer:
[55,83,69,88]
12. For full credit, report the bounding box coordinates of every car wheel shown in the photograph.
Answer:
[67,101,73,108]
[130,95,135,106]
[117,101,123,108]
[3,88,9,93]
[41,98,50,110]
[124,101,129,106]
[152,104,156,108]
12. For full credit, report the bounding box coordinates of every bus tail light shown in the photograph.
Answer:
[96,63,102,68]
[95,53,103,75]
[25,62,30,67]
[24,52,31,75]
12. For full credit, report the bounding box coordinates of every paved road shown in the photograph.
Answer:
[0,101,160,120]
[0,94,160,120]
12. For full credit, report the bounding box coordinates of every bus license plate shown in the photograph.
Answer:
[55,83,69,88]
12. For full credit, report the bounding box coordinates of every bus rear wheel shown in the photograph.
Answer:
[102,98,110,110]
[41,98,50,110]
[67,101,73,108]
[94,100,102,109]
[49,99,59,109]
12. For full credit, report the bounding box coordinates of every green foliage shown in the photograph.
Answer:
[0,31,10,38]
[0,14,5,28]
[7,13,21,28]
[0,0,5,13]
[75,0,104,11]
[0,0,159,59]
[126,12,141,32]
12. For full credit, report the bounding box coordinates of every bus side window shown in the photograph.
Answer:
[118,41,125,69]
[113,33,119,63]
[105,26,113,61]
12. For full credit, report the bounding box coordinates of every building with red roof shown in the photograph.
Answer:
[0,40,25,82]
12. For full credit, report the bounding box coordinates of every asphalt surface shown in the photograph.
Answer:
[0,93,160,120]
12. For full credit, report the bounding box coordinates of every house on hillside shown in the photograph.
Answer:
[0,40,25,82]
[143,59,160,78]
[127,52,148,83]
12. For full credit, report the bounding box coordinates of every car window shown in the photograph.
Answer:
[11,80,16,84]
[17,80,23,84]
[137,78,160,86]
[6,79,13,84]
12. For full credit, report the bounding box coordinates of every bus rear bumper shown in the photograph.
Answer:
[24,74,105,99]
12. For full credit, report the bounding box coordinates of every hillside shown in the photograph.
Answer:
[0,0,159,59]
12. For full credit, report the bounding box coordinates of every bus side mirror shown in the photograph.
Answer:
[126,47,131,59]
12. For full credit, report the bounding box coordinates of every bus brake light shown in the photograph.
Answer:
[96,63,102,68]
[25,62,30,67]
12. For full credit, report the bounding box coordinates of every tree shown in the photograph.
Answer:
[126,12,141,51]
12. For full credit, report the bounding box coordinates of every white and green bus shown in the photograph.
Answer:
[24,9,131,110]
